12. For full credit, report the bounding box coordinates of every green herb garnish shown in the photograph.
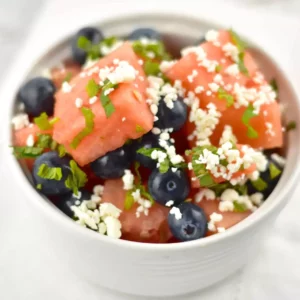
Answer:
[86,79,101,98]
[215,65,222,72]
[63,72,72,83]
[251,177,268,191]
[36,184,42,190]
[34,113,59,131]
[217,87,234,107]
[65,160,87,196]
[132,40,171,61]
[12,146,44,159]
[57,144,67,157]
[242,104,258,138]
[38,164,62,180]
[286,121,296,132]
[143,60,161,76]
[269,78,278,95]
[233,201,248,212]
[36,134,52,148]
[229,29,249,76]
[77,36,100,60]
[199,173,215,187]
[124,191,135,210]
[269,163,281,179]
[71,107,95,149]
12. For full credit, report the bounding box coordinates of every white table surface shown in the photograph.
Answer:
[1,1,300,299]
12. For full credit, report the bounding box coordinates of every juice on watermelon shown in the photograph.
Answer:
[11,26,289,243]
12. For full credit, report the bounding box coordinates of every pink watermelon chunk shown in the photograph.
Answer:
[53,42,153,166]
[102,179,172,243]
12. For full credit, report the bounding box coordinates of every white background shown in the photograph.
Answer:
[1,0,300,299]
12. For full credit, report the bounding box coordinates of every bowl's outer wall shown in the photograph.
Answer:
[6,14,300,297]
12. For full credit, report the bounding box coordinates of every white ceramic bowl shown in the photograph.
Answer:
[4,14,300,297]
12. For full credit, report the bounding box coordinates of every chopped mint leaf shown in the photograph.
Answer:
[63,72,72,83]
[137,147,162,157]
[99,79,117,118]
[286,121,296,132]
[124,190,135,210]
[229,29,247,53]
[36,134,52,148]
[77,36,92,51]
[159,159,170,174]
[135,125,145,133]
[233,201,248,212]
[269,163,281,179]
[57,144,67,157]
[251,177,267,191]
[217,87,234,107]
[199,173,215,187]
[237,52,249,76]
[242,104,258,138]
[36,184,42,190]
[269,78,278,95]
[65,160,87,195]
[144,60,160,76]
[38,164,62,180]
[71,107,95,149]
[12,146,44,159]
[101,36,118,47]
[229,29,249,76]
[212,182,248,197]
[134,161,142,185]
[215,65,222,72]
[132,40,171,61]
[34,113,59,131]
[86,79,101,98]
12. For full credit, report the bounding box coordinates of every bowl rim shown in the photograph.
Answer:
[4,12,300,251]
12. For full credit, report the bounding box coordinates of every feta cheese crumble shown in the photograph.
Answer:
[170,206,182,220]
[208,212,223,232]
[62,81,72,93]
[122,170,134,191]
[205,29,219,42]
[165,200,174,207]
[12,113,29,130]
[75,98,83,108]
[195,189,216,203]
[26,134,34,147]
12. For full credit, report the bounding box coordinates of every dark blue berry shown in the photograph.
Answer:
[247,152,283,199]
[17,77,56,117]
[128,28,161,40]
[155,96,187,131]
[134,133,161,169]
[57,189,92,217]
[168,202,207,241]
[72,27,104,65]
[148,168,190,206]
[33,151,72,196]
[91,145,133,179]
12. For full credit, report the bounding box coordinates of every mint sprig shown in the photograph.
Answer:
[34,112,59,131]
[65,160,87,196]
[217,87,234,107]
[242,104,258,139]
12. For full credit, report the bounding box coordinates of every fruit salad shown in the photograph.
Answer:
[11,26,293,243]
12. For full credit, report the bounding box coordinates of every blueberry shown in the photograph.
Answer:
[91,145,133,179]
[168,202,207,241]
[17,77,56,117]
[155,96,188,131]
[71,27,104,65]
[33,151,73,196]
[148,168,190,206]
[128,28,161,40]
[247,153,283,199]
[57,189,92,217]
[134,133,161,169]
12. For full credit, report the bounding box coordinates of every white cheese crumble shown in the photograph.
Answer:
[195,189,216,203]
[217,227,226,233]
[224,64,240,76]
[187,69,198,83]
[222,43,239,62]
[122,169,134,191]
[205,29,219,42]
[89,96,98,104]
[188,101,221,146]
[181,46,207,62]
[219,125,237,145]
[266,122,275,137]
[160,60,177,73]
[12,113,29,130]
[122,117,126,122]
[62,81,72,93]
[75,97,83,108]
[100,40,123,56]
[170,206,182,220]
[208,212,223,232]
[165,200,174,207]
[93,184,104,196]
[26,134,34,147]
[132,189,152,218]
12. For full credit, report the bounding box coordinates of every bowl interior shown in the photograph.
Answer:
[8,14,300,248]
